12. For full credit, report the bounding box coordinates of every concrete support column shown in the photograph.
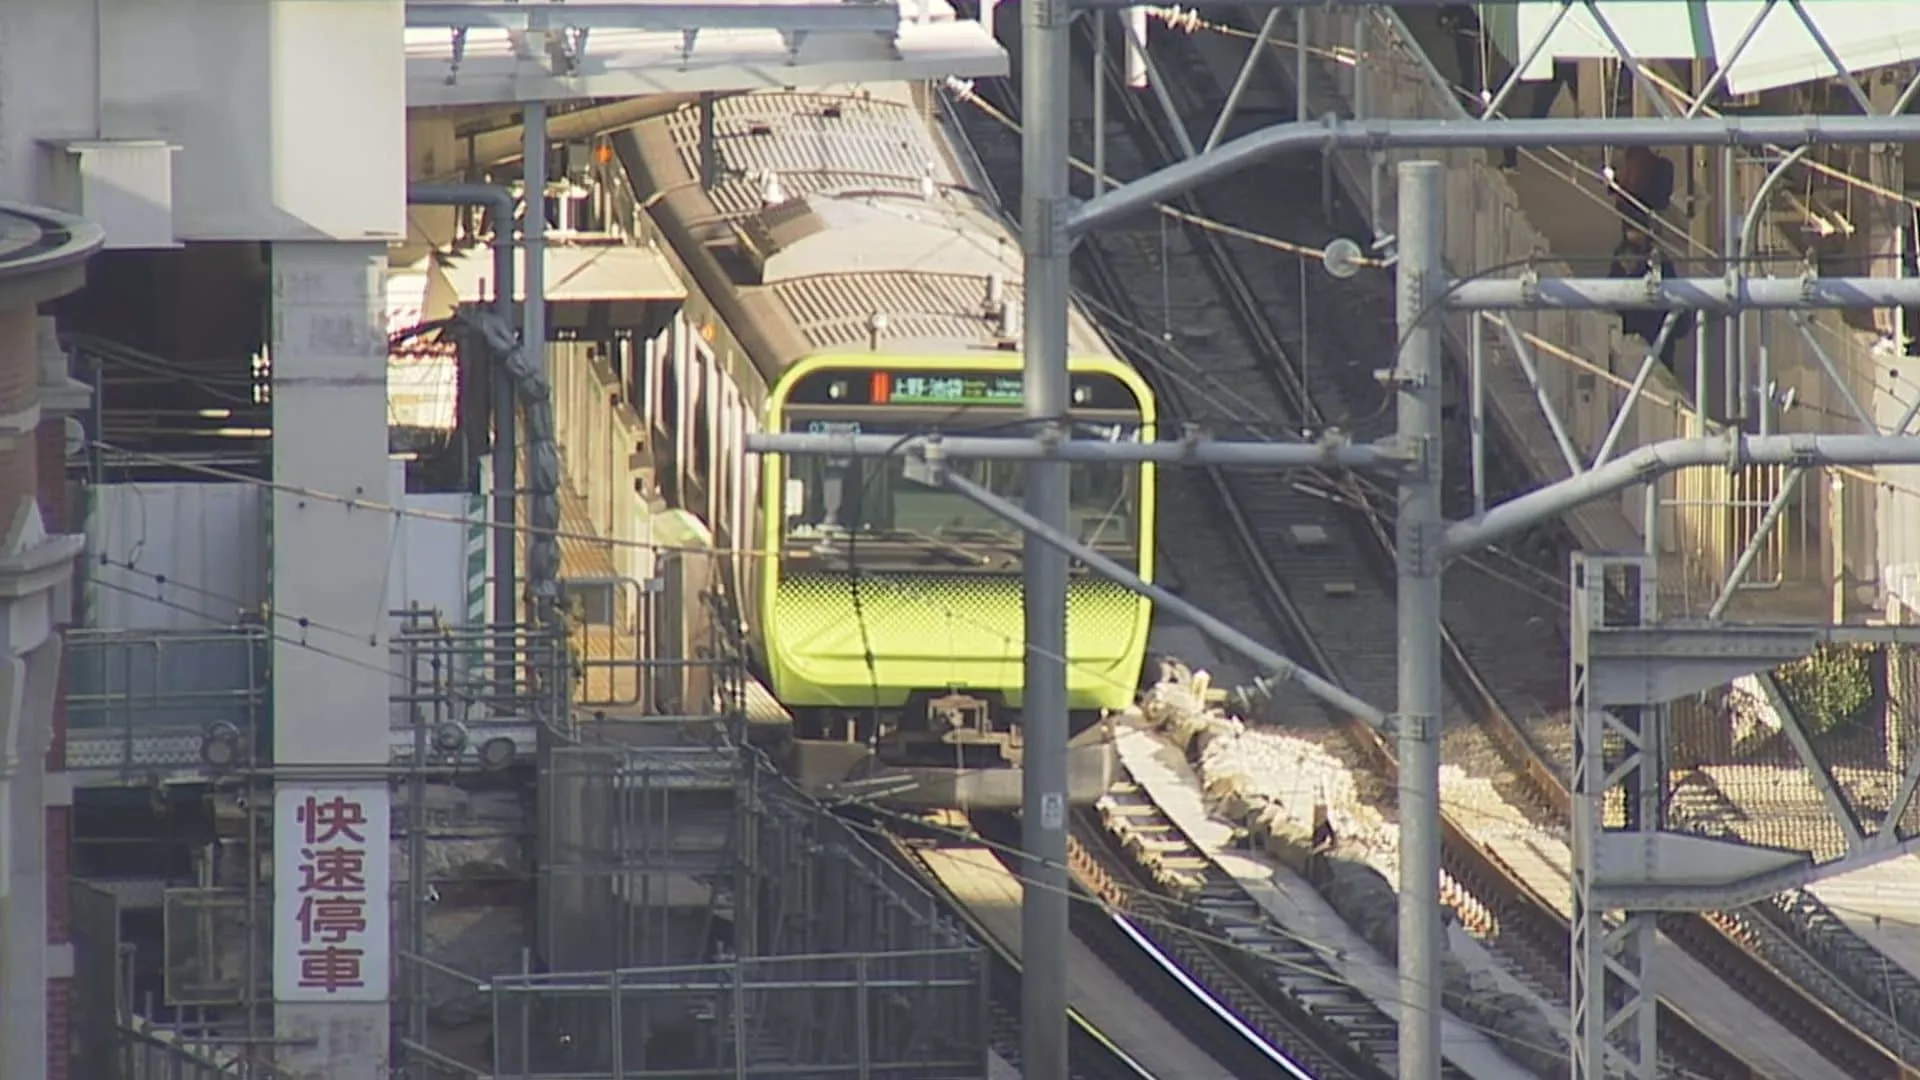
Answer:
[268,242,393,1080]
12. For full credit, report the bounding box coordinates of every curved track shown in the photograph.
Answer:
[944,8,1904,1079]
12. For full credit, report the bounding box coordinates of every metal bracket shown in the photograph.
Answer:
[1384,712,1435,741]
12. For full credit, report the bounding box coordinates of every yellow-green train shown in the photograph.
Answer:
[614,82,1154,807]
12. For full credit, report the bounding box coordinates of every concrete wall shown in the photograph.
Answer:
[84,478,484,637]
[4,0,404,244]
[84,483,268,631]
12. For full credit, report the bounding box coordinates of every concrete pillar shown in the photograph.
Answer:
[268,242,393,1079]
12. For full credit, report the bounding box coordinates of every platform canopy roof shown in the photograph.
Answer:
[1491,0,1920,97]
[405,0,1007,107]
[438,244,682,304]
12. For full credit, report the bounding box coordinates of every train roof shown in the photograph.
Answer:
[617,82,1112,374]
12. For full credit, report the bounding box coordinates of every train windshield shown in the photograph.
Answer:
[780,416,1142,572]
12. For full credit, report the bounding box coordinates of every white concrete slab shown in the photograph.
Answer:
[1812,855,1920,982]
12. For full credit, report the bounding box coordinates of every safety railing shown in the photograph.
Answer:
[65,627,269,781]
[489,950,987,1079]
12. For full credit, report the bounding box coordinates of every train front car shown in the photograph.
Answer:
[764,355,1155,807]
[615,82,1153,807]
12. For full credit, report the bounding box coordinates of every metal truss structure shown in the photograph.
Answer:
[749,0,1920,1075]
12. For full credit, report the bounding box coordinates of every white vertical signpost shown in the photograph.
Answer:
[274,786,393,1003]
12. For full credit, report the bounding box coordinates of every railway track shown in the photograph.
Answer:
[883,810,1300,1080]
[1072,783,1457,1080]
[882,815,1154,1080]
[1183,8,1920,1074]
[943,9,1905,1079]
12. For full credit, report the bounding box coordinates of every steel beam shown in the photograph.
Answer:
[1495,314,1581,474]
[1570,554,1660,1079]
[1445,434,1920,558]
[938,470,1388,728]
[1568,583,1920,912]
[1204,8,1280,154]
[1448,274,1920,312]
[1592,314,1680,469]
[1067,115,1920,238]
[744,432,1402,468]
[405,2,901,34]
[1789,314,1876,432]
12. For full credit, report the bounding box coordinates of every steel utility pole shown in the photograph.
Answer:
[1021,0,1072,1074]
[1394,160,1446,1080]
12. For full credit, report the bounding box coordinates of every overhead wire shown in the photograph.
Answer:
[91,440,771,561]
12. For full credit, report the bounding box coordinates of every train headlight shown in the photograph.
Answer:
[829,380,848,400]
[1071,384,1091,405]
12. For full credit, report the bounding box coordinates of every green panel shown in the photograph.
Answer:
[764,572,1149,712]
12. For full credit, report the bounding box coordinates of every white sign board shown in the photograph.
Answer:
[1039,792,1065,830]
[273,785,391,1002]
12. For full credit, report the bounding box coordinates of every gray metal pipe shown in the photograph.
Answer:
[1068,115,1920,237]
[1446,274,1920,312]
[1444,433,1920,557]
[745,431,1402,468]
[1020,0,1073,1072]
[1394,160,1447,1080]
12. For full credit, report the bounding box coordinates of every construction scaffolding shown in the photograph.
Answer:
[66,559,982,1080]
[486,724,987,1080]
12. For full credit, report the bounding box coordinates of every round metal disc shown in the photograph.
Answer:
[201,734,237,769]
[478,737,518,771]
[433,721,471,754]
[1322,237,1364,280]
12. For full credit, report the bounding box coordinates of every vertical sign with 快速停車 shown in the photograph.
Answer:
[273,785,391,1002]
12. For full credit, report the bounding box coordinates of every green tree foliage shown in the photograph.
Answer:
[1775,644,1875,736]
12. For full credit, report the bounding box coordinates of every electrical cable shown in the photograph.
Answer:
[86,576,397,685]
[91,441,771,561]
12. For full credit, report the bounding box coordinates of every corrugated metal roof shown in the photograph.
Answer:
[439,243,686,303]
[664,87,941,220]
[775,271,999,351]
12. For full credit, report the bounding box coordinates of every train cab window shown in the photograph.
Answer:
[780,414,1142,572]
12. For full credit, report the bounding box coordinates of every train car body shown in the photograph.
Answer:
[615,83,1154,807]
